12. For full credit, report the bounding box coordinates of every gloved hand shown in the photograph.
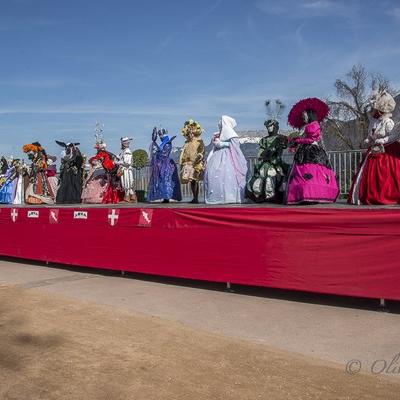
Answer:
[152,127,158,142]
[375,138,386,145]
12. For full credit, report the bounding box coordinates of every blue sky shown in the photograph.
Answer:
[1,0,400,160]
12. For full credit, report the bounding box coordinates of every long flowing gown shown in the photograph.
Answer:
[285,121,339,204]
[348,142,400,205]
[205,138,248,204]
[56,150,84,204]
[147,138,182,202]
[348,113,400,205]
[87,150,121,204]
[25,155,55,205]
[13,172,23,204]
[81,163,108,204]
[0,166,19,204]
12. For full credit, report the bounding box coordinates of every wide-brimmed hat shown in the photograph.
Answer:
[47,155,57,162]
[288,97,329,128]
[121,137,133,142]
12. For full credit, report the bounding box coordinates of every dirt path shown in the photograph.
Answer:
[0,285,398,400]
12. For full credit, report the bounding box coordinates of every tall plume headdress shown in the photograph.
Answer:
[94,121,105,147]
[265,99,285,122]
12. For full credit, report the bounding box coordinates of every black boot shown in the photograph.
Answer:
[190,181,199,204]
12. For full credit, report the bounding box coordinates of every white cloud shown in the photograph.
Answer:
[0,17,78,31]
[255,0,355,18]
[302,0,334,10]
[0,79,78,88]
[388,7,400,20]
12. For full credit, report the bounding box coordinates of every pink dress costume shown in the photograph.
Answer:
[81,160,108,204]
[285,98,339,204]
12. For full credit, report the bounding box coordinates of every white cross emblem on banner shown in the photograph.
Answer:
[11,209,18,222]
[108,209,119,226]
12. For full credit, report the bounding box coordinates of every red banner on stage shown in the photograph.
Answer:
[0,206,399,301]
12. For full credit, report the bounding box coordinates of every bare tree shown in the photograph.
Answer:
[324,64,396,150]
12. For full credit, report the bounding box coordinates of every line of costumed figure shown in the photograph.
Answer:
[0,91,398,206]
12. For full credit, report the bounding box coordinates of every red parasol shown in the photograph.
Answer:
[288,97,329,128]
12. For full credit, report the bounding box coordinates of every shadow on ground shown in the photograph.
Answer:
[0,289,65,372]
[2,256,399,314]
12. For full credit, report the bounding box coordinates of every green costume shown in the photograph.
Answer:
[247,119,289,203]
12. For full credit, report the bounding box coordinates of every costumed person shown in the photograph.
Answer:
[147,127,182,203]
[0,158,23,204]
[0,157,8,175]
[285,98,339,204]
[84,132,121,204]
[22,142,56,204]
[81,158,108,204]
[12,159,26,204]
[348,90,399,204]
[179,119,205,203]
[247,100,289,203]
[55,141,84,204]
[46,155,58,199]
[116,137,137,203]
[204,115,248,204]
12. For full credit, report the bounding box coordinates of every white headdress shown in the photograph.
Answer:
[373,90,396,115]
[219,115,238,141]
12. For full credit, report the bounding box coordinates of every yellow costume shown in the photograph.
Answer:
[179,119,205,203]
[179,138,205,183]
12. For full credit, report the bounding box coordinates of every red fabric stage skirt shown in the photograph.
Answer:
[1,206,400,301]
[350,142,400,205]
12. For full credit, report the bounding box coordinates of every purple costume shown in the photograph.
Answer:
[147,132,182,202]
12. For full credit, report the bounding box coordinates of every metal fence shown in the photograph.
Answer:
[133,165,204,199]
[133,149,364,198]
[327,150,364,195]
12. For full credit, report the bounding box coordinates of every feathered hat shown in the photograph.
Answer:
[373,90,396,114]
[265,100,285,122]
[94,122,106,149]
[288,97,329,128]
[181,119,203,137]
[22,142,44,154]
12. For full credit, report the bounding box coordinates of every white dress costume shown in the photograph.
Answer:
[204,115,248,204]
[117,138,136,200]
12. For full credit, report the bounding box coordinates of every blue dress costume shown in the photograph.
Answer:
[0,164,19,204]
[147,129,182,202]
